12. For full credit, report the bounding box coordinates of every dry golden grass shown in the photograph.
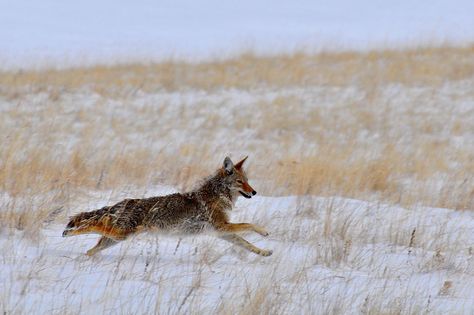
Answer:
[1,44,474,97]
[1,44,474,234]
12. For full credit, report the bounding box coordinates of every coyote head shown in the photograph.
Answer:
[223,156,257,199]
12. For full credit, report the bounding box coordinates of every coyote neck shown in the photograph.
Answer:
[194,171,235,209]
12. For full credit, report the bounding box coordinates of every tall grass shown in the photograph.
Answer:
[1,44,474,236]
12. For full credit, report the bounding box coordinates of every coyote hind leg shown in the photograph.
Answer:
[86,236,120,256]
[220,234,272,257]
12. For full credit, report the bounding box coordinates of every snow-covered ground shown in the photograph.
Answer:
[2,1,474,313]
[2,187,474,314]
[1,50,474,312]
[1,0,474,69]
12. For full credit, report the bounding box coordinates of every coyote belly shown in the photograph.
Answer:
[63,156,272,257]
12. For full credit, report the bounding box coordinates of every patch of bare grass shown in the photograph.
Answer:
[1,44,474,97]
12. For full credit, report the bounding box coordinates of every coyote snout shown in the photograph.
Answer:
[63,156,272,257]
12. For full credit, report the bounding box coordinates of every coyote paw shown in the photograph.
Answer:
[86,249,97,256]
[260,249,273,257]
[254,226,269,237]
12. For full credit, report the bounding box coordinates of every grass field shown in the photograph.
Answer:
[1,44,474,314]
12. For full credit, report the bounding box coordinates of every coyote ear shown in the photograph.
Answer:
[223,157,234,174]
[234,156,248,170]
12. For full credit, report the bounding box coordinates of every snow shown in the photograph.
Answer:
[1,0,474,69]
[2,188,474,314]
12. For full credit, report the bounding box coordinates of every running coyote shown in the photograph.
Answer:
[63,156,272,257]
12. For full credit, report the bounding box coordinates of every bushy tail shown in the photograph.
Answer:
[62,207,109,237]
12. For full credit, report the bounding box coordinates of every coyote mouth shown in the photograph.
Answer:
[62,228,74,237]
[239,191,252,199]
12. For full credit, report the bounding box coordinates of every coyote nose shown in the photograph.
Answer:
[252,190,257,196]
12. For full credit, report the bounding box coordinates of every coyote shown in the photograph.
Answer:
[63,156,272,257]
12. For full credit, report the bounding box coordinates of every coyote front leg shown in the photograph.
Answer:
[220,234,273,256]
[86,236,120,256]
[217,222,269,236]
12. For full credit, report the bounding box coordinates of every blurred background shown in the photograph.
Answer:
[1,0,474,223]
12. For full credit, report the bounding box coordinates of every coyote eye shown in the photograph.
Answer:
[236,180,243,184]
